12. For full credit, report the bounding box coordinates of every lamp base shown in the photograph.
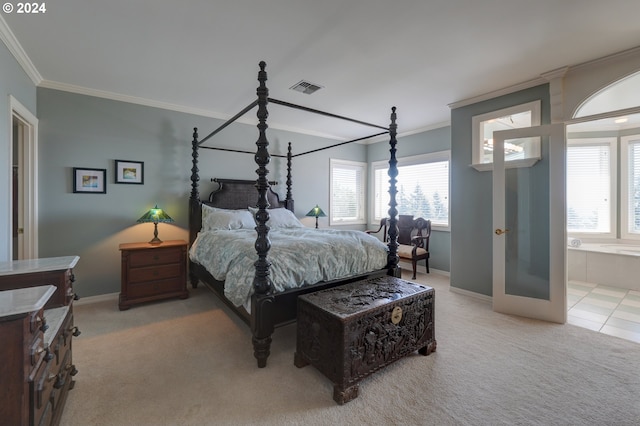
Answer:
[149,222,162,244]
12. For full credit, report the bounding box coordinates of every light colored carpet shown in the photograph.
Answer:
[61,271,640,426]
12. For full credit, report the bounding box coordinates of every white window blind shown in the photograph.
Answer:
[623,136,640,236]
[373,152,450,227]
[330,159,366,225]
[567,139,615,234]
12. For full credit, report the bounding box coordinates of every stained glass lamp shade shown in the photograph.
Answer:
[137,204,174,244]
[305,205,326,229]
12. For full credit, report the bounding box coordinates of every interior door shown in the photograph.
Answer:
[10,96,38,261]
[492,124,566,323]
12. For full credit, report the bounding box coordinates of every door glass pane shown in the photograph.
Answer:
[504,138,550,300]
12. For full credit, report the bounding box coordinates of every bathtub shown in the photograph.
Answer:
[568,242,640,291]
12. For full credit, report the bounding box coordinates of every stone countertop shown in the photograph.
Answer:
[0,285,56,318]
[0,256,80,276]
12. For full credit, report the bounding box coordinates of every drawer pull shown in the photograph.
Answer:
[37,316,49,332]
[72,293,80,301]
[67,364,79,376]
[68,326,81,337]
[36,346,54,362]
[49,373,65,389]
[153,255,160,261]
[69,273,76,282]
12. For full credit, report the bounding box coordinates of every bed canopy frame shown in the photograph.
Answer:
[189,61,400,367]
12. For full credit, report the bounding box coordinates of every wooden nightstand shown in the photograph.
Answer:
[118,240,188,310]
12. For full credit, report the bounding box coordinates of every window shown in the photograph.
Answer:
[471,101,541,171]
[372,151,450,229]
[621,134,640,239]
[330,159,366,225]
[566,138,617,237]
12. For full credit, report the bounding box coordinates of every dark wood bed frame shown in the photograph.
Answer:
[188,61,400,367]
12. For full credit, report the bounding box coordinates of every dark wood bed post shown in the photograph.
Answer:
[387,107,401,278]
[251,61,275,368]
[189,127,201,288]
[285,142,294,211]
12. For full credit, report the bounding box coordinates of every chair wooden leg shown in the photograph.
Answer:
[426,259,430,274]
[412,260,417,279]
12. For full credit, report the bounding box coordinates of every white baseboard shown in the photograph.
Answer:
[74,292,119,306]
[449,286,492,303]
[398,260,450,277]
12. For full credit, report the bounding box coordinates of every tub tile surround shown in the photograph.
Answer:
[568,280,640,344]
[568,243,640,291]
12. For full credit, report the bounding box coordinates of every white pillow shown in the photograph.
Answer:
[202,205,256,231]
[248,207,304,228]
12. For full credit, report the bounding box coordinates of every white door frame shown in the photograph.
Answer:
[492,123,566,323]
[9,95,38,259]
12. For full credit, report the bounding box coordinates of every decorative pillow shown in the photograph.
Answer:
[248,207,304,228]
[202,205,256,231]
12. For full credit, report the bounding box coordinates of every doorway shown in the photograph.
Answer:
[9,96,38,260]
[564,71,640,343]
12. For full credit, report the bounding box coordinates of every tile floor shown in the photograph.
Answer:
[568,280,640,344]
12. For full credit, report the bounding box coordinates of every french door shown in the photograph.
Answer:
[492,124,566,323]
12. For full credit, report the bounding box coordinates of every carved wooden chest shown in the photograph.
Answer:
[294,275,436,404]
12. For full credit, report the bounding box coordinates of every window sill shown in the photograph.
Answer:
[470,157,540,172]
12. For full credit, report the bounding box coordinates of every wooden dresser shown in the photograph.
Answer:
[0,256,80,426]
[119,240,189,310]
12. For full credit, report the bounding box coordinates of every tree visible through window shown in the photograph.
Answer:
[373,151,450,228]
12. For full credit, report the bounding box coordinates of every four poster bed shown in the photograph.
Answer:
[188,61,401,368]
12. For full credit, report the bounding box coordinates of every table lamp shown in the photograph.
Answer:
[137,204,174,244]
[305,205,326,229]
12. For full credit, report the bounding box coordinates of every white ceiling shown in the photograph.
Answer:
[4,0,640,140]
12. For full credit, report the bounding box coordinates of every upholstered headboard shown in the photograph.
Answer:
[189,178,290,247]
[206,178,286,210]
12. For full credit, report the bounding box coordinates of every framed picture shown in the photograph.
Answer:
[73,167,107,194]
[115,159,144,184]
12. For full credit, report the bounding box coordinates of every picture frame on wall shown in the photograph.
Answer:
[114,159,144,185]
[73,167,107,194]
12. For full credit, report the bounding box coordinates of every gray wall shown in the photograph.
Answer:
[450,84,550,296]
[367,126,452,272]
[37,88,367,297]
[0,42,37,261]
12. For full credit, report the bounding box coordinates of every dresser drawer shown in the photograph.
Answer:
[127,278,182,299]
[55,310,74,367]
[29,334,46,368]
[128,247,183,268]
[29,309,46,335]
[31,356,54,421]
[128,263,181,283]
[50,349,73,412]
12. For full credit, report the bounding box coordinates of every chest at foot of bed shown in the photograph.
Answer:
[294,275,436,404]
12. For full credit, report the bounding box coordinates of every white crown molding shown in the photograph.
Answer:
[448,77,547,110]
[0,14,42,85]
[568,45,640,74]
[540,66,569,81]
[39,79,234,120]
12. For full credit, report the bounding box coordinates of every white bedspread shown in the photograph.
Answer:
[189,228,388,307]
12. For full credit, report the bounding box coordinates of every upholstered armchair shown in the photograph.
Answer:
[367,215,431,279]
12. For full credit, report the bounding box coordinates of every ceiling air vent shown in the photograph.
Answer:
[289,80,323,95]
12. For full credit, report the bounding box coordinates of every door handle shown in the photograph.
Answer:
[495,228,510,235]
